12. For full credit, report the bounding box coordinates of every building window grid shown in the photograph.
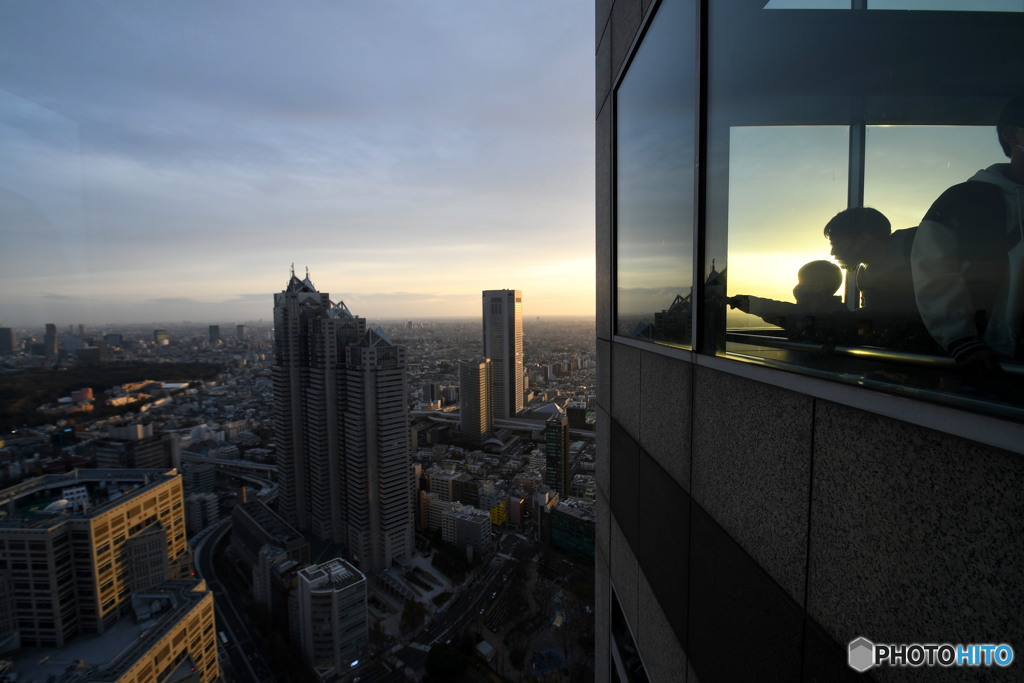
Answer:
[612,0,1024,429]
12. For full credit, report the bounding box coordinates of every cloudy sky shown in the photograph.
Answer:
[0,1,595,328]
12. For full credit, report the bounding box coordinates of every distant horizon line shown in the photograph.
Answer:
[1,314,597,331]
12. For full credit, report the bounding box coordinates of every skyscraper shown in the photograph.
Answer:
[343,328,415,572]
[43,323,57,356]
[482,289,523,419]
[544,413,570,497]
[0,328,14,355]
[273,270,413,574]
[459,358,493,445]
[296,558,368,677]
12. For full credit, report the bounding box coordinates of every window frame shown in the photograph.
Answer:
[608,0,1024,453]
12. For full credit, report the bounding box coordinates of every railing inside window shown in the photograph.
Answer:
[726,330,1024,420]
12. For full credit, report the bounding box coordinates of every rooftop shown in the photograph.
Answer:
[6,580,210,681]
[0,469,178,529]
[300,557,366,591]
[554,496,596,523]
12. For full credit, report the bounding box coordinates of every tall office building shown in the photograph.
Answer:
[43,323,58,356]
[343,328,416,572]
[459,359,493,444]
[273,270,413,574]
[208,325,220,344]
[296,558,368,678]
[544,413,570,497]
[0,328,14,355]
[236,324,248,340]
[596,2,1024,682]
[481,289,524,419]
[0,469,192,648]
[91,423,177,469]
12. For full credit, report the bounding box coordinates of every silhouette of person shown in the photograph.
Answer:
[912,96,1024,374]
[728,260,850,343]
[824,207,935,351]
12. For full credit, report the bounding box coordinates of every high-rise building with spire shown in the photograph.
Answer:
[273,268,413,573]
[482,289,524,419]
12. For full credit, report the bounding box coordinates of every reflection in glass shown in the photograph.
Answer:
[706,0,1024,418]
[864,126,994,233]
[615,0,695,347]
[765,0,1024,10]
[868,0,1024,11]
[763,0,850,8]
[726,126,848,335]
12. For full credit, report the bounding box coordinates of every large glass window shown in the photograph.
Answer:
[706,2,1024,419]
[765,0,1023,11]
[614,0,696,347]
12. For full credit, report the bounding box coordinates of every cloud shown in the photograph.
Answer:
[0,0,595,324]
[148,297,202,305]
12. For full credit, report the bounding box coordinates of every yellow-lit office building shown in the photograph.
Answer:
[0,469,191,648]
[93,581,219,683]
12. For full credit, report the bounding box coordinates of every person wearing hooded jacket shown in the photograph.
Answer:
[911,96,1024,375]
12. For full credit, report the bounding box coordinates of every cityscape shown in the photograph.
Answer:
[0,282,597,681]
[5,1,1024,682]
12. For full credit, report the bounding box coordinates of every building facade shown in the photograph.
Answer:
[596,2,1024,682]
[0,469,191,648]
[93,581,219,683]
[442,504,491,556]
[0,328,14,355]
[273,271,413,574]
[342,328,416,573]
[459,358,493,444]
[544,413,570,497]
[482,289,524,419]
[295,558,368,680]
[92,424,176,470]
[43,323,58,356]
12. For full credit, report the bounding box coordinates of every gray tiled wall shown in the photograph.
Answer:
[808,400,1024,678]
[691,366,813,605]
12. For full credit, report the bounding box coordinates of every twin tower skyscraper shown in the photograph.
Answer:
[272,270,413,574]
[272,275,523,574]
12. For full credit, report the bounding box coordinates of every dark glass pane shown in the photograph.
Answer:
[764,0,851,8]
[614,0,696,347]
[869,0,1024,10]
[707,1,1024,419]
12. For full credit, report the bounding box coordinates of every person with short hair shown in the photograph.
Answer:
[824,207,920,320]
[911,96,1024,374]
[822,206,936,351]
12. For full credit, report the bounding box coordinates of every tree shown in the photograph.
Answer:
[400,599,426,633]
[424,643,468,681]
